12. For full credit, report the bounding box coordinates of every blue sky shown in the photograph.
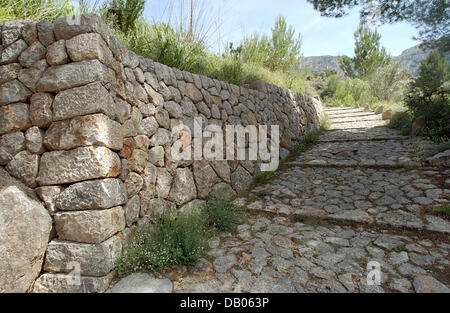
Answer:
[94,0,421,57]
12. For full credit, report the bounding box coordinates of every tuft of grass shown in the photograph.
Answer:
[431,205,450,217]
[254,170,275,185]
[416,140,450,160]
[202,195,245,233]
[388,111,414,136]
[290,130,321,156]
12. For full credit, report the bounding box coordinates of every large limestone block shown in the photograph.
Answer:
[193,160,220,199]
[37,146,121,185]
[54,206,125,244]
[66,33,113,65]
[0,169,52,292]
[52,82,116,121]
[44,114,123,151]
[169,168,197,205]
[43,237,122,277]
[33,272,113,293]
[56,178,127,211]
[36,59,108,92]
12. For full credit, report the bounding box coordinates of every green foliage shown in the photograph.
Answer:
[104,0,145,33]
[115,212,207,276]
[116,195,245,276]
[307,0,449,52]
[414,51,450,97]
[255,170,275,185]
[339,24,391,78]
[0,0,75,22]
[388,111,414,135]
[431,205,450,217]
[290,129,321,156]
[331,78,377,107]
[405,87,450,140]
[403,53,450,141]
[416,140,450,160]
[202,196,244,232]
[368,60,410,103]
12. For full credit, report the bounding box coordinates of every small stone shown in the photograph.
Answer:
[46,40,68,66]
[413,275,450,293]
[149,128,170,146]
[29,92,53,127]
[37,20,55,47]
[185,83,203,103]
[124,195,140,227]
[6,150,39,187]
[214,254,237,273]
[168,168,197,205]
[193,160,220,199]
[0,131,25,165]
[1,39,28,64]
[0,63,21,84]
[389,251,409,265]
[389,278,412,293]
[0,79,32,106]
[18,41,46,68]
[108,273,172,293]
[35,185,63,215]
[125,172,144,197]
[25,126,45,154]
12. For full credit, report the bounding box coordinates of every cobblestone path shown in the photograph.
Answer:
[111,107,450,293]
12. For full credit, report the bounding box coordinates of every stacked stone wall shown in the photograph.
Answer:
[0,14,323,292]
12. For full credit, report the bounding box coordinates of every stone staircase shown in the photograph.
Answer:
[109,106,450,293]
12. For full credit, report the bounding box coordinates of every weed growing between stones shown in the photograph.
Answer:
[202,195,246,233]
[254,170,275,185]
[416,140,450,160]
[431,205,450,218]
[116,196,244,276]
[290,130,321,157]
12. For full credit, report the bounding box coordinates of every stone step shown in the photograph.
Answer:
[324,107,365,114]
[329,120,388,130]
[330,115,382,123]
[174,204,450,292]
[318,128,409,143]
[246,166,450,234]
[327,111,376,119]
[289,138,426,168]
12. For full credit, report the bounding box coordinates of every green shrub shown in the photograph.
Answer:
[388,111,414,136]
[202,196,244,232]
[405,85,450,141]
[104,0,145,33]
[331,78,377,107]
[0,0,75,22]
[291,129,321,156]
[115,211,207,276]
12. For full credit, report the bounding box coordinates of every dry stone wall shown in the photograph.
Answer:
[0,14,323,292]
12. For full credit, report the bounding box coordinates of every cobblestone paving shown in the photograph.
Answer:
[113,106,449,293]
[171,106,450,293]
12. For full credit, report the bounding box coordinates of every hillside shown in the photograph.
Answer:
[301,44,450,76]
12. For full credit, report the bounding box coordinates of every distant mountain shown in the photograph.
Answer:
[300,55,344,76]
[393,45,450,76]
[301,44,450,76]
